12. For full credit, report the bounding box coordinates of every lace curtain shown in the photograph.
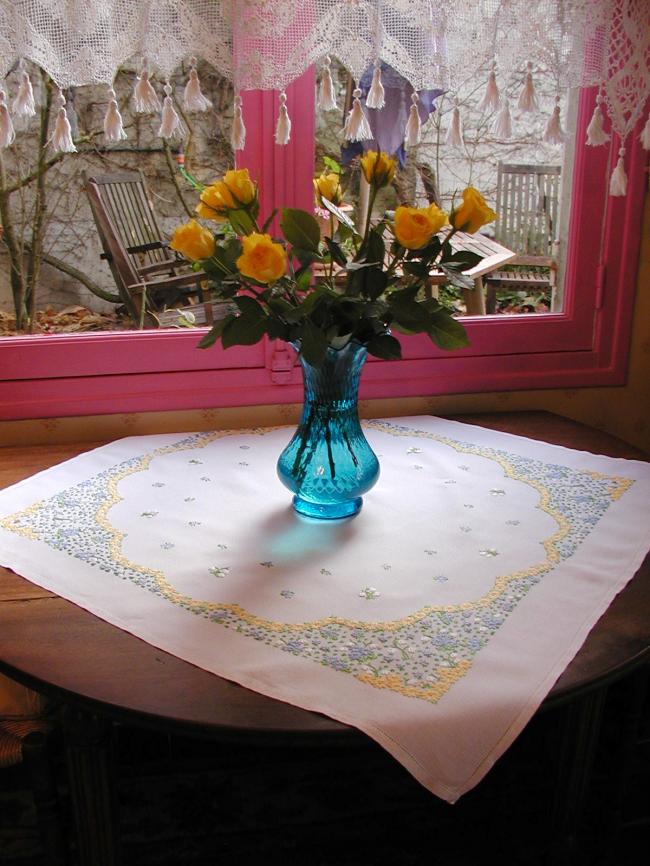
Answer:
[0,1,648,177]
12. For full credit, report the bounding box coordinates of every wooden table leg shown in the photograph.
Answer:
[548,688,607,864]
[62,707,121,866]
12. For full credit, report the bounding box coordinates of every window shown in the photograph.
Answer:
[0,75,646,421]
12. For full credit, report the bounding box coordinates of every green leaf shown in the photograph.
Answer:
[280,208,321,252]
[299,319,328,367]
[320,197,359,235]
[233,295,265,317]
[347,262,388,301]
[221,312,268,348]
[440,264,475,290]
[446,249,482,269]
[292,247,321,267]
[197,315,234,349]
[324,237,347,267]
[366,333,402,360]
[296,266,312,290]
[402,261,430,279]
[427,311,470,350]
[323,156,342,173]
[228,209,256,236]
[365,229,385,268]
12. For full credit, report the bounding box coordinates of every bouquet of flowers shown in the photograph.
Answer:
[170,151,496,367]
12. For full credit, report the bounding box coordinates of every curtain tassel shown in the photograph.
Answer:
[544,97,564,145]
[343,87,372,142]
[49,89,76,153]
[231,94,246,151]
[405,92,422,146]
[517,63,538,112]
[491,98,512,139]
[609,147,627,197]
[104,87,127,143]
[586,93,610,146]
[445,103,464,148]
[275,91,291,145]
[158,82,184,140]
[640,113,650,150]
[183,59,212,112]
[318,56,337,111]
[366,60,385,110]
[133,58,161,114]
[12,65,36,118]
[479,64,500,113]
[0,91,15,148]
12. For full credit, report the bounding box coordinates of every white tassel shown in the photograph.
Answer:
[12,66,36,118]
[479,65,500,113]
[517,63,538,113]
[586,94,610,146]
[491,98,512,138]
[48,89,76,153]
[318,56,337,111]
[158,82,184,140]
[366,61,385,110]
[405,92,421,146]
[0,91,15,148]
[231,94,246,151]
[133,58,161,114]
[445,103,464,148]
[183,60,212,112]
[544,98,564,145]
[343,87,372,142]
[639,114,650,150]
[275,91,291,145]
[609,147,627,196]
[104,87,127,143]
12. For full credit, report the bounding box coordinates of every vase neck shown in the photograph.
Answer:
[299,341,367,409]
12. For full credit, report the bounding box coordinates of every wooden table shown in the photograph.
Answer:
[1,412,648,864]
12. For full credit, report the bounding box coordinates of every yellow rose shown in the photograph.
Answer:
[223,168,257,206]
[360,150,396,188]
[169,219,216,261]
[450,187,497,234]
[394,203,449,250]
[195,199,226,222]
[198,181,236,220]
[314,172,343,207]
[236,232,287,284]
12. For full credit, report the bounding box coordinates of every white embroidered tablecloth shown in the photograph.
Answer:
[1,416,649,803]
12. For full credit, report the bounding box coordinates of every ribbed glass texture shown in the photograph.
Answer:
[277,342,380,519]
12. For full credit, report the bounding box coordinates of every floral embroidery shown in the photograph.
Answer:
[140,510,158,518]
[479,548,499,557]
[0,423,635,707]
[433,575,449,582]
[490,488,506,496]
[160,542,175,550]
[506,519,520,526]
[188,459,203,465]
[280,590,295,599]
[406,447,422,454]
[152,482,165,488]
[260,561,274,568]
[459,525,472,533]
[320,568,332,575]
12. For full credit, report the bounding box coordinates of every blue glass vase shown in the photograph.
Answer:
[277,341,380,519]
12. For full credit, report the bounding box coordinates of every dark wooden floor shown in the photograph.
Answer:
[1,672,649,866]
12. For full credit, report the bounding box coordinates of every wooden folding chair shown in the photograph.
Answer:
[83,172,216,328]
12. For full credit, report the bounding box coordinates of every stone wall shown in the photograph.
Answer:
[0,60,233,316]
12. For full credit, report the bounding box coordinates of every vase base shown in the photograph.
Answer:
[292,495,362,520]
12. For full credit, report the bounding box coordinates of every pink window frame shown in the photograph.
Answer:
[0,73,647,421]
